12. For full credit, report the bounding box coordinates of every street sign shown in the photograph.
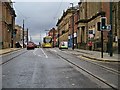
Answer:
[106,25,111,30]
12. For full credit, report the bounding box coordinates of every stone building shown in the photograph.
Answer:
[112,1,120,53]
[56,9,73,44]
[0,0,16,49]
[77,1,110,51]
[56,7,78,47]
[77,2,87,49]
[15,25,23,44]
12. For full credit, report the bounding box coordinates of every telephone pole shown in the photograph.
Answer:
[27,28,28,45]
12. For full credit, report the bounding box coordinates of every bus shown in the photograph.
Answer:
[42,36,52,48]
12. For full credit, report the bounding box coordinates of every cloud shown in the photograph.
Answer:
[14,2,78,43]
[12,0,79,2]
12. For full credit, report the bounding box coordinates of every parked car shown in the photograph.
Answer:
[59,41,68,49]
[27,41,35,50]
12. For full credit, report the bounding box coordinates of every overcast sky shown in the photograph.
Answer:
[13,1,79,44]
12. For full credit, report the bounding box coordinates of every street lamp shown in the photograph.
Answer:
[22,19,25,48]
[70,3,74,50]
[11,15,14,48]
[22,17,30,48]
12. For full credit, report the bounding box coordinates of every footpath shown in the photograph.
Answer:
[68,48,119,62]
[0,48,22,55]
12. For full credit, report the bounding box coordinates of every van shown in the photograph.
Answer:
[59,41,68,49]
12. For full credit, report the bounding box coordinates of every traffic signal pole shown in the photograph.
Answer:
[101,30,103,58]
[101,16,106,58]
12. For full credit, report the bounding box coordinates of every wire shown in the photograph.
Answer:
[48,0,63,29]
[54,0,63,19]
[13,3,28,19]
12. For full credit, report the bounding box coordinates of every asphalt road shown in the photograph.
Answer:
[2,48,119,89]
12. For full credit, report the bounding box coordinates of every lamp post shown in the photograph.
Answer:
[70,3,74,50]
[109,2,113,57]
[22,19,24,48]
[11,15,14,48]
[58,27,60,47]
[27,28,28,45]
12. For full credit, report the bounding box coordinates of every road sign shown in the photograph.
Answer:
[107,25,111,30]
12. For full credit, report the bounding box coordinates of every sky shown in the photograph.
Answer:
[13,0,79,44]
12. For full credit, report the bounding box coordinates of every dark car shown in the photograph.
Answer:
[27,42,35,50]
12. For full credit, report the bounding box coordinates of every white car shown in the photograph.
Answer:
[59,41,68,49]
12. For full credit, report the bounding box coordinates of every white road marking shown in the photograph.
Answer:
[38,55,41,57]
[40,48,48,58]
[33,48,38,56]
[33,48,42,57]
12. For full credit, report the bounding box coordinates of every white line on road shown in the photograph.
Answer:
[40,48,48,58]
[33,48,42,57]
[33,48,38,56]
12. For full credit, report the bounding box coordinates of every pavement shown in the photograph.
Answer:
[68,48,120,62]
[0,48,22,55]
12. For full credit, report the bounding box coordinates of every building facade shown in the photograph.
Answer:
[77,1,110,51]
[15,25,23,44]
[48,28,57,47]
[112,1,120,53]
[0,0,16,49]
[56,8,77,48]
[68,7,79,48]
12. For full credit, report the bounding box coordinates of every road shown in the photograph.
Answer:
[1,48,119,89]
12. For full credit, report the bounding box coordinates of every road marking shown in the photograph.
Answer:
[38,55,41,57]
[40,48,48,58]
[33,48,38,56]
[33,48,42,57]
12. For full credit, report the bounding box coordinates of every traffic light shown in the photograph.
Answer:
[101,17,107,30]
[97,22,101,31]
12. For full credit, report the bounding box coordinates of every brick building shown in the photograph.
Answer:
[0,0,16,49]
[68,6,79,48]
[48,28,57,47]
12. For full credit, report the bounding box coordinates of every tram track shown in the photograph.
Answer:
[0,49,27,65]
[55,52,119,90]
[61,50,120,76]
[79,56,120,75]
